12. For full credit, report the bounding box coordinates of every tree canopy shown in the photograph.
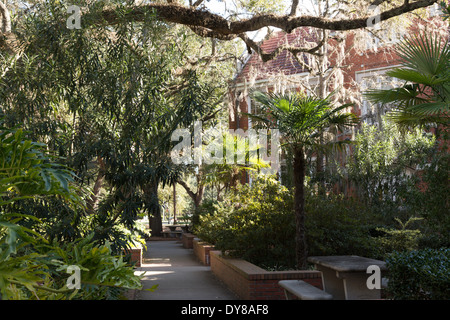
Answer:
[0,0,445,62]
[0,0,230,239]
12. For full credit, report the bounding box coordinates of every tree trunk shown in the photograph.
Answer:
[177,176,204,227]
[143,182,163,237]
[293,146,308,269]
[149,207,163,237]
[192,188,204,227]
[173,183,177,224]
[316,28,328,195]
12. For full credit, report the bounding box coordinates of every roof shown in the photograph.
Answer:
[234,28,317,84]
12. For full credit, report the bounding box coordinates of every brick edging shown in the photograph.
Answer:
[124,247,142,267]
[193,238,216,265]
[210,250,322,300]
[182,233,196,249]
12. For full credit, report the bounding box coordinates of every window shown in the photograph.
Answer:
[365,29,405,51]
[356,67,402,127]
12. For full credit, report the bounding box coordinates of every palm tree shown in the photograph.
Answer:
[364,32,450,130]
[250,91,358,269]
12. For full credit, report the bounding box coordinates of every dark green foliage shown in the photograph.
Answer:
[440,0,450,20]
[415,150,450,241]
[196,176,379,270]
[386,248,450,300]
[193,198,219,228]
[374,217,423,259]
[305,192,378,258]
[345,118,436,221]
[319,117,448,250]
[0,126,78,200]
[0,0,224,299]
[1,0,223,247]
[34,234,144,300]
[0,127,143,300]
[196,175,296,269]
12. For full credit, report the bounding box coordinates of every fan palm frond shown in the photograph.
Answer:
[248,91,357,150]
[363,32,450,128]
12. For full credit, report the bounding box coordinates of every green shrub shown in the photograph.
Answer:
[416,150,450,240]
[345,119,436,221]
[194,205,227,246]
[196,175,296,269]
[374,217,423,259]
[386,248,450,300]
[196,175,379,269]
[305,192,378,258]
[193,198,220,232]
[1,227,145,300]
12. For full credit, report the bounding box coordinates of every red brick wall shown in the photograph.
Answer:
[124,248,142,267]
[229,30,402,133]
[182,233,195,249]
[228,91,249,131]
[210,250,323,300]
[193,239,216,266]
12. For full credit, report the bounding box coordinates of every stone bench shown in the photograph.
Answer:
[279,280,333,300]
[161,230,182,238]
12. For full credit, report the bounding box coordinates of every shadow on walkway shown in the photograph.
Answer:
[134,240,238,300]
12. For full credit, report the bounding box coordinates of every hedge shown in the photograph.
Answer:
[386,248,450,300]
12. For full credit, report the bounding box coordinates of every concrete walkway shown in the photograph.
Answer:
[134,240,238,300]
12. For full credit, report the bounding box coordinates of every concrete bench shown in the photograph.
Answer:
[161,230,182,238]
[279,280,333,300]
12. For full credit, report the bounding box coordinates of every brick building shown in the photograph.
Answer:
[229,28,403,132]
[228,4,446,131]
[227,8,447,189]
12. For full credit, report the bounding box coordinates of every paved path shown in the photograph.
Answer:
[135,240,238,300]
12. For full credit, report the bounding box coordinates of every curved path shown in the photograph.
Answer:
[135,240,238,300]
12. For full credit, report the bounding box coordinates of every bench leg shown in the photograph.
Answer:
[318,267,346,300]
[283,290,291,300]
[343,274,381,300]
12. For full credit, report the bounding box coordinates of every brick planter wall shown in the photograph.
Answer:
[193,238,215,266]
[210,250,322,300]
[124,247,142,267]
[182,233,195,249]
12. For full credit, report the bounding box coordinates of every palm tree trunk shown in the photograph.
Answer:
[293,146,308,269]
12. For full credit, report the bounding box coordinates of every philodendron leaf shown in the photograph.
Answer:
[40,170,52,191]
[145,284,159,292]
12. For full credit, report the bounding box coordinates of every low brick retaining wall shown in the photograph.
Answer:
[124,247,142,267]
[182,233,195,249]
[210,250,323,300]
[193,238,215,266]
